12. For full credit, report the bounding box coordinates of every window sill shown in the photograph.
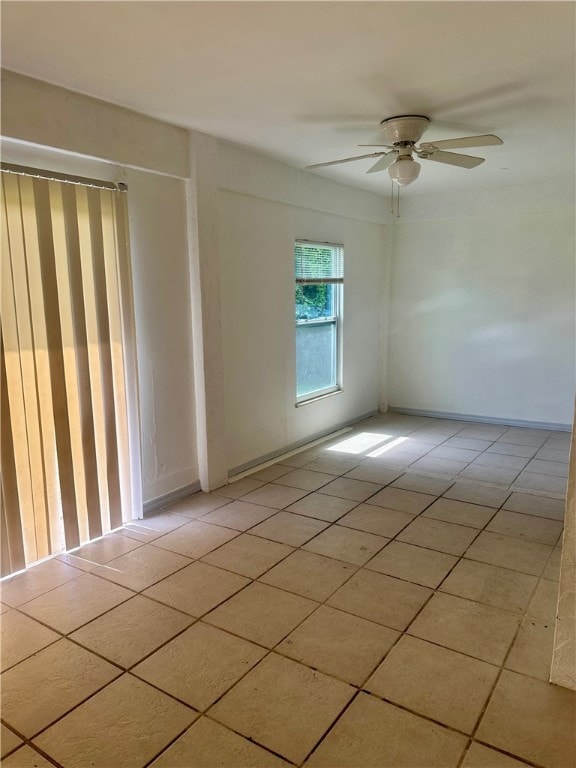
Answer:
[295,388,343,408]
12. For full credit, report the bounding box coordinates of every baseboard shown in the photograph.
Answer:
[388,406,571,432]
[143,480,201,516]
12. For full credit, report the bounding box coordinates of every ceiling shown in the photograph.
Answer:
[2,1,575,196]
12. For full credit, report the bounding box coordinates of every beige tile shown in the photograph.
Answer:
[70,595,193,667]
[210,653,354,764]
[0,559,82,607]
[62,532,143,566]
[1,611,60,670]
[427,445,481,462]
[120,512,191,542]
[366,541,458,588]
[1,723,22,759]
[152,520,239,558]
[143,562,249,617]
[344,465,402,484]
[164,492,231,519]
[303,525,388,566]
[250,511,329,546]
[1,746,54,767]
[91,543,191,591]
[278,448,323,468]
[286,493,357,522]
[408,593,520,665]
[366,635,498,733]
[526,579,558,621]
[459,426,508,440]
[409,457,469,477]
[338,503,413,538]
[277,605,399,685]
[319,477,382,502]
[303,455,362,474]
[274,468,336,491]
[397,516,478,556]
[249,464,294,482]
[506,618,555,681]
[534,446,570,462]
[327,569,431,630]
[366,487,435,514]
[206,582,317,647]
[34,674,196,768]
[240,484,309,509]
[525,459,569,477]
[19,573,132,634]
[213,477,266,499]
[444,436,494,451]
[498,428,550,446]
[461,743,532,768]
[486,510,563,546]
[459,465,520,486]
[504,492,565,521]
[390,472,454,495]
[513,471,567,495]
[260,550,356,601]
[0,602,10,613]
[306,692,467,767]
[149,717,290,768]
[201,533,293,578]
[443,482,511,508]
[133,622,266,710]
[440,559,538,614]
[486,442,538,458]
[422,498,496,529]
[199,500,278,531]
[476,670,576,768]
[472,452,529,470]
[466,531,553,576]
[543,545,562,581]
[1,639,119,737]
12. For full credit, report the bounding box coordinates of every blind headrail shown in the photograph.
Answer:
[0,163,126,192]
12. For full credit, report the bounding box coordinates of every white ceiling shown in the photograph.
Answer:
[2,1,575,196]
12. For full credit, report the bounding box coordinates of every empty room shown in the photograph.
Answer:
[0,2,575,767]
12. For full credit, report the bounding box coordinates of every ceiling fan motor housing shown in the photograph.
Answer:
[380,115,430,145]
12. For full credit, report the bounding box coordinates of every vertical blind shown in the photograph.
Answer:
[1,170,141,576]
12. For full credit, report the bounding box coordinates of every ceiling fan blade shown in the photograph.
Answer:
[420,134,503,150]
[358,144,395,148]
[424,151,485,169]
[305,152,386,170]
[367,153,396,174]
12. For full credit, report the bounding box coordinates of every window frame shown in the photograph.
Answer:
[294,240,344,405]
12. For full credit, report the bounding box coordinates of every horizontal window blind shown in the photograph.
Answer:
[295,242,343,284]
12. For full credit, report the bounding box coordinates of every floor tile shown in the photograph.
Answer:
[303,455,362,474]
[19,572,133,634]
[534,446,570,462]
[149,717,290,768]
[404,430,451,445]
[0,724,22,759]
[422,498,496,529]
[427,445,481,462]
[286,493,357,522]
[543,545,562,580]
[366,635,498,733]
[526,579,558,622]
[343,465,402,484]
[206,582,317,647]
[472,452,529,470]
[465,531,552,576]
[213,477,266,499]
[443,482,511,508]
[366,487,435,514]
[365,541,458,588]
[327,569,431,630]
[34,674,196,768]
[513,472,567,495]
[201,533,293,578]
[458,465,520,486]
[91,544,191,591]
[459,426,508,440]
[0,559,82,607]
[133,622,266,710]
[485,442,539,458]
[274,468,336,491]
[63,532,143,566]
[152,519,239,558]
[210,654,354,764]
[486,510,563,546]
[0,611,60,670]
[1,639,119,737]
[337,503,414,538]
[319,477,382,502]
[505,618,555,681]
[70,595,193,668]
[306,692,467,767]
[259,550,356,601]
[496,429,548,446]
[277,605,399,685]
[199,500,278,531]
[240,483,310,509]
[303,525,388,566]
[524,459,568,477]
[443,436,494,451]
[503,492,565,521]
[409,456,469,477]
[249,511,329,546]
[249,463,294,482]
[397,516,478,556]
[476,670,576,768]
[164,492,231,519]
[461,742,532,767]
[390,473,454,496]
[1,746,54,767]
[120,512,191,542]
[408,593,520,665]
[143,562,249,617]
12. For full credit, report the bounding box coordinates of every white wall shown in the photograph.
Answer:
[217,145,389,471]
[387,181,576,426]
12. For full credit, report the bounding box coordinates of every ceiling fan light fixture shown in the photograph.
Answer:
[388,156,421,186]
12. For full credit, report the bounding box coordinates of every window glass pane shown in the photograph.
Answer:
[295,283,335,321]
[296,321,337,397]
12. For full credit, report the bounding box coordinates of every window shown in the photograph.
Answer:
[295,240,343,402]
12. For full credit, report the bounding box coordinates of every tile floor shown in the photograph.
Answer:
[1,413,574,768]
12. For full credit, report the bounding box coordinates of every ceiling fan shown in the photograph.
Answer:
[305,115,503,187]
